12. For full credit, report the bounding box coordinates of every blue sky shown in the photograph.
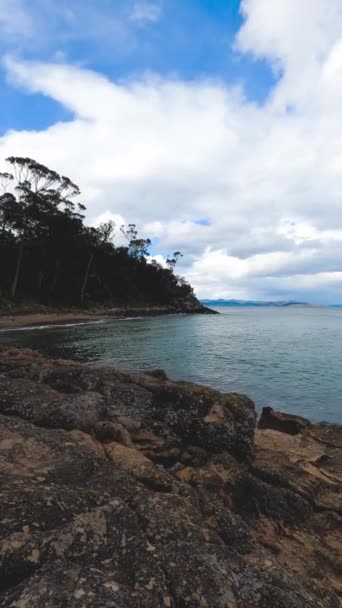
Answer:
[0,0,276,134]
[1,0,342,304]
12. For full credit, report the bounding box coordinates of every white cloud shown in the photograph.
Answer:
[237,0,342,112]
[130,1,162,24]
[1,0,342,303]
[148,254,168,268]
[0,0,160,57]
[186,248,342,302]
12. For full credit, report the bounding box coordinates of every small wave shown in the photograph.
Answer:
[119,316,144,321]
[0,319,109,333]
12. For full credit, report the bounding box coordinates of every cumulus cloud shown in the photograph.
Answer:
[1,0,342,303]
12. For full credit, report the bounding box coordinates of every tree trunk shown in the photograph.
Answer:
[10,241,24,299]
[50,259,60,294]
[37,269,44,291]
[80,251,94,305]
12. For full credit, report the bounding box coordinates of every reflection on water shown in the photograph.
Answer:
[1,307,342,424]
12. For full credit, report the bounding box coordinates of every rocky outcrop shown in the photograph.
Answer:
[0,347,340,607]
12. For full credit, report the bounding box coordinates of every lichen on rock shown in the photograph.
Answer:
[0,347,340,607]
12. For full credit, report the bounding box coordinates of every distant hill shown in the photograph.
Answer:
[201,299,311,308]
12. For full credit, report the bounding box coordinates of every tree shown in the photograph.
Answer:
[0,156,196,308]
[0,176,28,298]
[0,157,82,298]
[0,173,15,237]
[80,221,116,305]
[166,251,183,270]
[120,224,151,259]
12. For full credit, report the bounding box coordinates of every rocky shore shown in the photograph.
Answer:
[0,302,216,331]
[0,347,341,607]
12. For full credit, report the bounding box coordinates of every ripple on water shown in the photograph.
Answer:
[0,307,341,424]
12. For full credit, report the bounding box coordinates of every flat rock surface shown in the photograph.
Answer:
[0,347,341,607]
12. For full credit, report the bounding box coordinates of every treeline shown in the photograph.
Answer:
[0,157,194,308]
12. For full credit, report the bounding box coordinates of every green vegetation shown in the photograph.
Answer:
[0,157,194,308]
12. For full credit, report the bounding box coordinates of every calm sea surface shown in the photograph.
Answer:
[1,307,341,424]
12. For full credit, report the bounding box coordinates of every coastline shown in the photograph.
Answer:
[0,346,340,607]
[0,304,217,331]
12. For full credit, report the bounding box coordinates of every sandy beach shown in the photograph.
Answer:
[0,304,215,330]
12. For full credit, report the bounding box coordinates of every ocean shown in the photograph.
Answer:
[1,306,341,424]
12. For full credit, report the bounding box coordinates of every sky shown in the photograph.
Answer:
[0,0,342,304]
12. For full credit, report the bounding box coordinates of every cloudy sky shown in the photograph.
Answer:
[0,0,342,304]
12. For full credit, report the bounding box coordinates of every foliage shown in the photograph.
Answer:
[120,223,152,259]
[0,157,194,307]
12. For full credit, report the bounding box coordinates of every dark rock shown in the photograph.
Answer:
[94,421,133,446]
[145,368,169,381]
[0,347,340,607]
[259,406,311,435]
[232,475,313,523]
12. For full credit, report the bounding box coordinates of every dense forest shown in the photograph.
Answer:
[0,157,196,309]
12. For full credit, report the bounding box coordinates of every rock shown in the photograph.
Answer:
[68,429,107,457]
[144,368,169,381]
[160,541,335,608]
[180,445,209,466]
[116,415,142,432]
[204,501,254,552]
[0,347,340,607]
[103,442,174,491]
[143,382,257,463]
[94,421,133,446]
[232,475,314,523]
[259,406,311,435]
[254,426,342,513]
[0,374,107,432]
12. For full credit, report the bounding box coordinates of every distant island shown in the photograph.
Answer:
[201,299,311,307]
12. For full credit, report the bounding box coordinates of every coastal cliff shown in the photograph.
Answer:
[0,347,340,607]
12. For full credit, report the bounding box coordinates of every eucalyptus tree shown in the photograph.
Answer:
[166,251,183,270]
[120,224,151,259]
[0,157,82,297]
[80,221,116,305]
[0,156,195,308]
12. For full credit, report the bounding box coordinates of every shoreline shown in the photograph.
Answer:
[0,304,216,331]
[0,346,340,606]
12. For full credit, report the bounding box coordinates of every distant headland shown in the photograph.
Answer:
[201,299,312,307]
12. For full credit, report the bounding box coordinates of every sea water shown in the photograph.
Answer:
[1,306,341,424]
